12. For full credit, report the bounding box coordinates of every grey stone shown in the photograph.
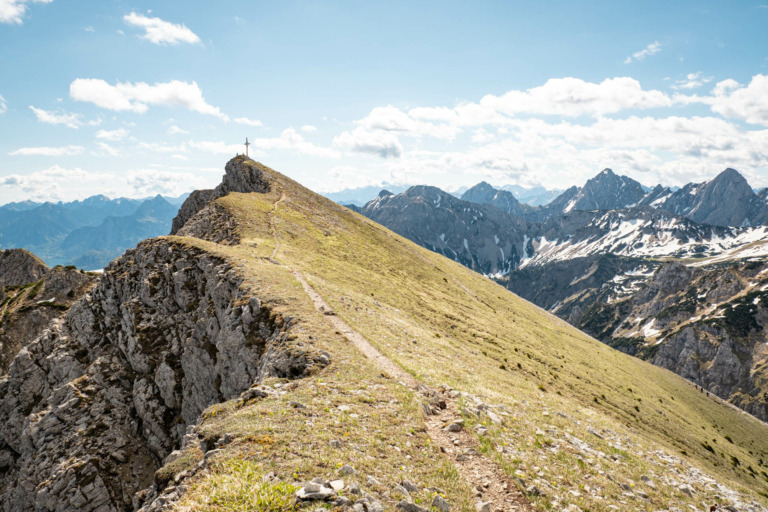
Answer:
[396,500,429,512]
[340,464,357,475]
[432,494,451,512]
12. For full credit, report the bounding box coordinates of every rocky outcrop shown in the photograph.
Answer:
[0,238,327,511]
[174,202,239,245]
[0,264,96,373]
[0,249,48,289]
[170,156,270,235]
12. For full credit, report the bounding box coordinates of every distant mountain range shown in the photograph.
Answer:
[323,182,564,207]
[354,166,768,421]
[0,193,188,269]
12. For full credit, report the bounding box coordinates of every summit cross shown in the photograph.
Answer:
[244,137,250,157]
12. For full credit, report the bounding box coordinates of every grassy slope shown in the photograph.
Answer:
[168,159,768,511]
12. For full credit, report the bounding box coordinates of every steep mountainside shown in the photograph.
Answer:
[2,157,768,512]
[460,182,526,217]
[0,250,96,372]
[644,168,768,227]
[362,187,534,276]
[574,259,768,421]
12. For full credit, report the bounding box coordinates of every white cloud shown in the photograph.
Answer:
[333,127,403,158]
[95,128,128,141]
[478,77,672,118]
[0,94,6,113]
[9,145,84,156]
[234,116,263,127]
[125,169,210,197]
[70,78,229,120]
[95,142,123,157]
[301,124,317,132]
[251,128,340,158]
[672,72,713,90]
[707,74,768,126]
[0,165,110,202]
[123,12,200,45]
[0,0,52,25]
[84,25,94,32]
[188,140,243,155]
[624,41,662,64]
[190,129,339,158]
[168,124,189,135]
[29,105,82,128]
[137,141,188,153]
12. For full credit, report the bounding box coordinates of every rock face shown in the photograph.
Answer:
[170,156,271,234]
[557,168,646,214]
[0,263,96,373]
[0,158,325,511]
[461,182,526,217]
[0,239,325,511]
[0,249,48,289]
[362,186,534,276]
[574,259,768,421]
[649,168,768,227]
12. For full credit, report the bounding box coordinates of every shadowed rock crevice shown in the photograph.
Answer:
[0,239,325,512]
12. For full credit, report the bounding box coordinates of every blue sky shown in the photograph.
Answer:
[1,0,767,204]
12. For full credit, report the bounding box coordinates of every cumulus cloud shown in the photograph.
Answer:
[707,74,768,126]
[0,94,6,113]
[0,165,109,202]
[123,12,200,45]
[672,72,713,90]
[234,116,263,127]
[167,124,189,135]
[301,124,317,132]
[125,169,210,197]
[95,128,129,140]
[251,128,340,158]
[9,145,84,156]
[624,41,662,64]
[333,127,403,158]
[0,0,52,25]
[478,77,672,118]
[70,78,229,120]
[29,106,82,128]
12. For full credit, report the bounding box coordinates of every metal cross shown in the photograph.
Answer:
[244,137,250,157]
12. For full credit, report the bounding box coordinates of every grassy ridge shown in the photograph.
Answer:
[169,159,768,511]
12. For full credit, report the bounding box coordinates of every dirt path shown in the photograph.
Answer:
[269,191,287,260]
[270,192,536,511]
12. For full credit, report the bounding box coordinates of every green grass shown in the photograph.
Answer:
[163,159,768,511]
